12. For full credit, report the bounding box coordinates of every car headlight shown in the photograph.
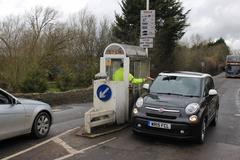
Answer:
[136,97,143,108]
[185,103,200,115]
[189,115,198,122]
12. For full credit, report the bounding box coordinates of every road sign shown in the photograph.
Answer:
[97,84,112,102]
[140,10,155,38]
[140,38,153,48]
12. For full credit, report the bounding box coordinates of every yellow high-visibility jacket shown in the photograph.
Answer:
[112,68,145,84]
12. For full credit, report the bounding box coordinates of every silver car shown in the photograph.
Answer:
[0,88,53,141]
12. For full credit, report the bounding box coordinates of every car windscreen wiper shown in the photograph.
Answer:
[155,92,184,96]
[181,95,200,98]
[155,92,199,97]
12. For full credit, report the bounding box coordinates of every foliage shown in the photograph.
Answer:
[56,68,75,91]
[0,7,111,92]
[173,37,230,75]
[0,5,231,93]
[75,65,97,88]
[47,82,60,92]
[112,0,145,45]
[112,0,190,74]
[20,66,48,93]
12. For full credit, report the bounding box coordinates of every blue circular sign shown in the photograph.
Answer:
[97,84,112,102]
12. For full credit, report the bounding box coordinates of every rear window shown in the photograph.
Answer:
[150,75,202,97]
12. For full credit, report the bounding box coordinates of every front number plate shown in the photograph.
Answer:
[148,121,171,130]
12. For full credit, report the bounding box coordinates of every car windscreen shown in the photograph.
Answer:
[150,75,202,97]
[226,65,240,72]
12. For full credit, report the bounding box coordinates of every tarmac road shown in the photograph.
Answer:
[1,73,240,160]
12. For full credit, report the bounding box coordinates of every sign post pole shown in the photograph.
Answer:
[146,0,149,56]
[140,0,155,53]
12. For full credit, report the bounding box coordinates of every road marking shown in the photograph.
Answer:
[54,137,117,160]
[53,137,78,154]
[235,88,240,113]
[2,127,80,160]
[52,108,63,112]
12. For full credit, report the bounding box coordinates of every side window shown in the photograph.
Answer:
[209,77,215,89]
[204,77,214,96]
[204,78,210,97]
[0,92,10,104]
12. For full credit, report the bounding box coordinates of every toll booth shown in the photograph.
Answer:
[84,43,150,134]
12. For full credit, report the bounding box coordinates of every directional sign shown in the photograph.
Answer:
[140,38,153,48]
[140,10,155,38]
[97,84,112,102]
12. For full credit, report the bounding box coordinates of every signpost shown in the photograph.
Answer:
[140,0,155,54]
[140,38,153,48]
[140,10,155,38]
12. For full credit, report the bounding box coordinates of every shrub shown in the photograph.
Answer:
[20,67,48,93]
[205,57,217,75]
[0,81,8,90]
[75,67,96,88]
[56,69,75,91]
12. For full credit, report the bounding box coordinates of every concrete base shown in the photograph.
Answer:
[76,124,129,138]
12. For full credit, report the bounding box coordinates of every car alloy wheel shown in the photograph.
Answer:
[196,120,206,144]
[32,112,50,138]
[201,121,206,141]
[211,111,218,126]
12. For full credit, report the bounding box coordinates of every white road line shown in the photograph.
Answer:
[54,137,117,160]
[2,127,80,160]
[53,137,78,154]
[52,109,62,112]
[235,88,240,113]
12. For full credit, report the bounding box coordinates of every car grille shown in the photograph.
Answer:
[146,113,177,119]
[144,106,181,120]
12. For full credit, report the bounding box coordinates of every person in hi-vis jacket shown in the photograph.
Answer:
[112,63,152,84]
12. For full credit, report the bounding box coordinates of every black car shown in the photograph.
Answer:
[132,72,219,144]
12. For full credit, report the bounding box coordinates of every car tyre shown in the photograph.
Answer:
[196,119,206,144]
[211,111,218,127]
[31,112,51,138]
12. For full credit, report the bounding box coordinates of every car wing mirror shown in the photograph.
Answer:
[143,83,150,90]
[11,97,19,105]
[209,89,218,96]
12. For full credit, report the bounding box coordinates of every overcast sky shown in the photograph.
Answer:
[0,0,240,50]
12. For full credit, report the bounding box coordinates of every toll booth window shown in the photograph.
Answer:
[140,61,150,77]
[134,61,141,78]
[130,62,134,76]
[106,60,123,81]
[130,61,143,77]
[131,60,149,78]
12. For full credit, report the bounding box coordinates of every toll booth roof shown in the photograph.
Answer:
[104,43,148,58]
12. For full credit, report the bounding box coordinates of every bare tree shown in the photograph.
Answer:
[26,7,58,57]
[96,17,112,57]
[0,6,113,91]
[0,16,26,90]
[190,34,203,47]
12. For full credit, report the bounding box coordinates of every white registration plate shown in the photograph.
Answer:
[148,121,171,130]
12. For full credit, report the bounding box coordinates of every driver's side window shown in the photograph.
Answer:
[0,92,10,104]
